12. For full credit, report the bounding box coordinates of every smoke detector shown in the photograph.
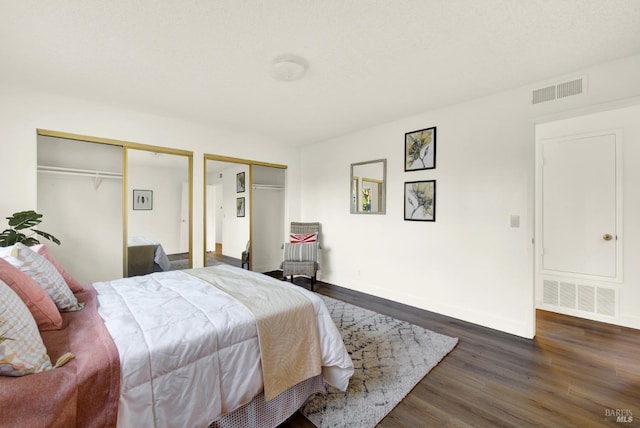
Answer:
[271,55,308,82]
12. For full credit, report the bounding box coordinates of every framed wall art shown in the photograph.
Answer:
[405,126,436,171]
[133,189,153,210]
[404,180,436,221]
[236,172,246,193]
[236,197,245,217]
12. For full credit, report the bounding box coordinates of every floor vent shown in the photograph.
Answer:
[532,76,585,104]
[543,279,616,317]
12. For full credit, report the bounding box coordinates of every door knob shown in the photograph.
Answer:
[603,234,613,241]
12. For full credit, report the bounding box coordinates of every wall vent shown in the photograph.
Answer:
[557,78,583,99]
[543,280,559,305]
[532,76,586,104]
[577,284,595,312]
[532,85,556,104]
[559,282,576,308]
[542,279,616,317]
[597,288,616,316]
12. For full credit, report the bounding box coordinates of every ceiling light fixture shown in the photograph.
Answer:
[271,55,308,82]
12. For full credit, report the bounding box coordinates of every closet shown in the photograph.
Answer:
[37,130,193,283]
[37,135,123,283]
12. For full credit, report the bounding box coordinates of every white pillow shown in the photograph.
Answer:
[0,279,53,376]
[1,243,83,312]
[0,246,19,259]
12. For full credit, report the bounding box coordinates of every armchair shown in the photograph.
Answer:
[241,240,250,270]
[281,222,320,291]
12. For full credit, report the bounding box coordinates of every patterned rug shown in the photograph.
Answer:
[168,258,223,271]
[301,295,458,428]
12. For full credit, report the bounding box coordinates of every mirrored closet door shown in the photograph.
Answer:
[127,148,192,275]
[204,155,286,272]
[204,158,250,268]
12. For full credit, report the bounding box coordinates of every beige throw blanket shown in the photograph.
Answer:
[186,267,322,401]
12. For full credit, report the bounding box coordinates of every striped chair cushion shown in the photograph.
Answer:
[283,243,318,262]
[282,261,317,277]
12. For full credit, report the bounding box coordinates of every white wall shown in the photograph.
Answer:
[535,104,640,329]
[300,54,640,338]
[0,84,301,283]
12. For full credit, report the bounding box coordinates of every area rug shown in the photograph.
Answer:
[301,295,458,428]
[168,258,223,271]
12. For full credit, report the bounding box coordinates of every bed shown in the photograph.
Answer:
[127,236,171,272]
[0,252,354,428]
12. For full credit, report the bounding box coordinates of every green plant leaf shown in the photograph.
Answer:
[20,237,42,246]
[1,210,60,247]
[7,210,43,230]
[0,229,24,247]
[32,230,61,245]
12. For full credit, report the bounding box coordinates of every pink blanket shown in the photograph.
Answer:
[0,285,120,428]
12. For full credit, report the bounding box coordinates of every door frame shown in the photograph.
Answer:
[531,99,640,332]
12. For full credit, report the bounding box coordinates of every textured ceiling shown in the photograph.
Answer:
[2,1,640,145]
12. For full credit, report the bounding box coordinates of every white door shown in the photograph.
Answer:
[541,133,617,278]
[205,185,216,252]
[179,181,190,253]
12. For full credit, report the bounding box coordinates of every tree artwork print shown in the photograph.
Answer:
[405,127,436,171]
[404,180,436,221]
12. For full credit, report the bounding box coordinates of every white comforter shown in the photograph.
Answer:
[93,265,353,428]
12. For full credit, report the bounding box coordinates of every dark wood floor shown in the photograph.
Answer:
[274,275,640,428]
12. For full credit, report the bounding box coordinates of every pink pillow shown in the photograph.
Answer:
[289,233,318,244]
[32,244,84,293]
[0,258,62,331]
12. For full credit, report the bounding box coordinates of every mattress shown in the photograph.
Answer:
[93,265,353,428]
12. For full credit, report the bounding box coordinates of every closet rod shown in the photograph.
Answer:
[37,165,123,179]
[252,184,284,190]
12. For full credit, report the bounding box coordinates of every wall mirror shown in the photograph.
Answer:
[351,159,386,214]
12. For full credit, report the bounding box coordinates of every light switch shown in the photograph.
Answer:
[510,215,520,228]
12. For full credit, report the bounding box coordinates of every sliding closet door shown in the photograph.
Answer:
[252,165,285,272]
[204,155,287,271]
[127,148,192,272]
[204,159,250,266]
[37,135,123,283]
